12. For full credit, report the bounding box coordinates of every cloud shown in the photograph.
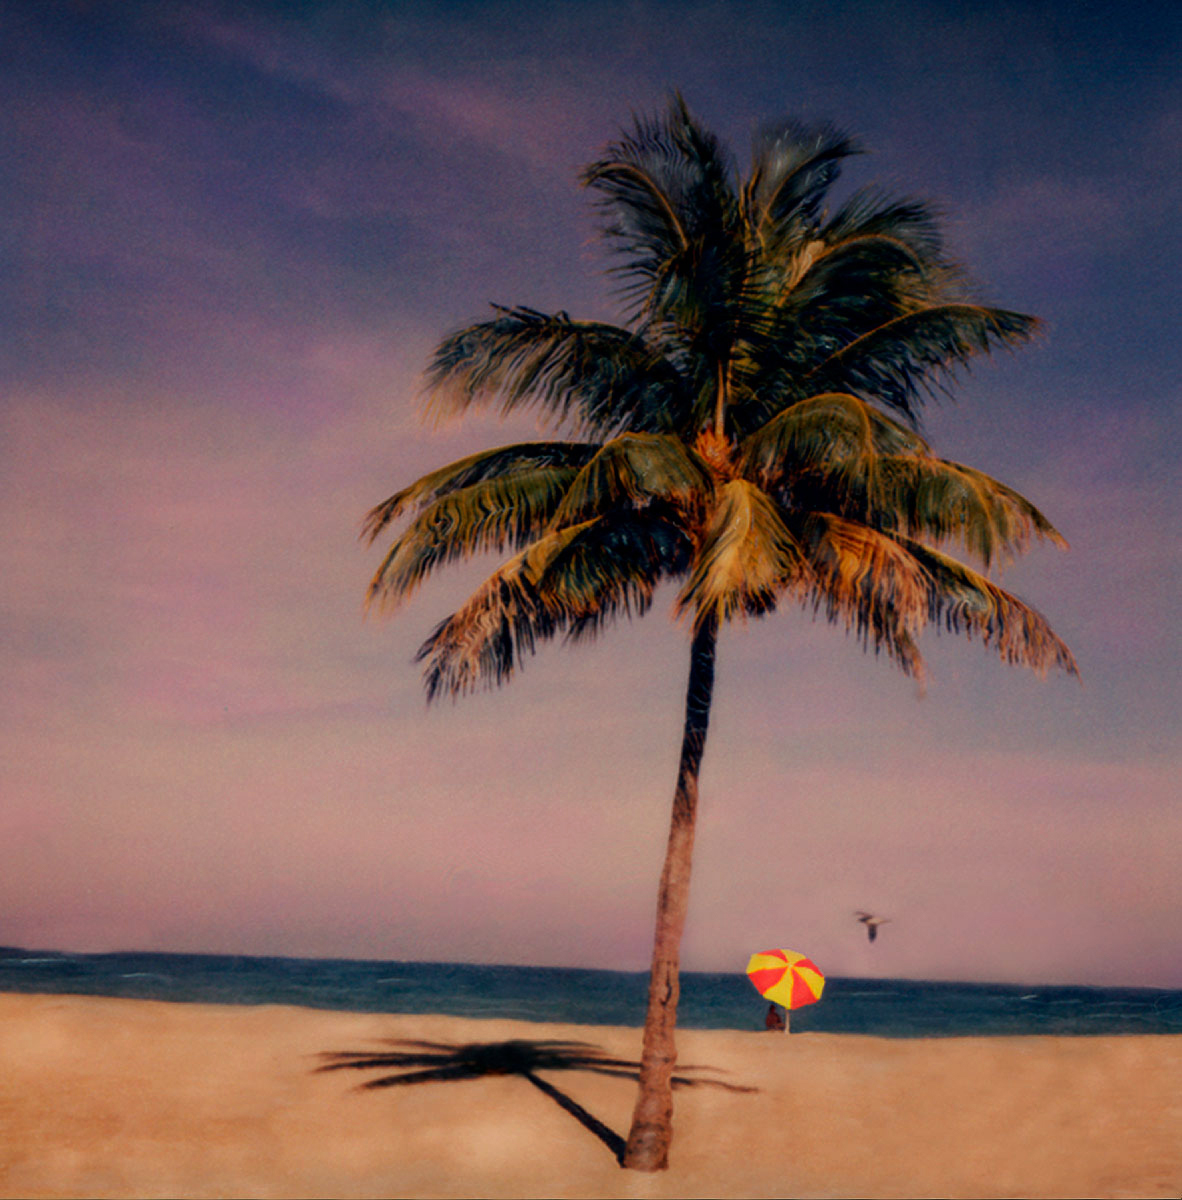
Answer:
[169,3,607,174]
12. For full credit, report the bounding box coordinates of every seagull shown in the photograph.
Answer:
[856,911,891,942]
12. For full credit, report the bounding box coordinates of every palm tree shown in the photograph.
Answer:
[363,94,1077,1172]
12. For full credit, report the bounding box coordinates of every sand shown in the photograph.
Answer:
[0,993,1178,1199]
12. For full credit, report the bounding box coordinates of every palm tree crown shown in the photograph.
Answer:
[366,95,1074,692]
[364,94,1076,1172]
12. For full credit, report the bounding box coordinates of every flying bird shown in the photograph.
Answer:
[856,911,891,942]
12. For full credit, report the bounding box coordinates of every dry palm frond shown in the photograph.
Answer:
[416,520,606,698]
[411,503,692,697]
[415,560,535,700]
[905,541,1079,676]
[675,479,810,627]
[796,512,932,677]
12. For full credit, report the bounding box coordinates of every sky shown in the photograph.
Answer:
[1,0,1178,988]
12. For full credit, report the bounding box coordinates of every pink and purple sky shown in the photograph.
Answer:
[2,1,1178,987]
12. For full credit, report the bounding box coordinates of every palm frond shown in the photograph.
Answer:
[905,541,1079,676]
[795,512,932,677]
[550,432,713,526]
[820,189,945,261]
[738,391,929,489]
[582,112,693,272]
[805,303,1040,420]
[755,192,943,320]
[582,93,742,323]
[743,119,861,251]
[741,400,1066,569]
[873,456,1068,567]
[425,307,688,436]
[415,512,687,698]
[366,467,580,614]
[766,228,941,343]
[414,523,592,700]
[545,505,693,643]
[363,441,598,543]
[728,226,953,434]
[675,480,810,627]
[790,232,934,297]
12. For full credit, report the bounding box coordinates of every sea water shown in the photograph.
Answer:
[1,948,1178,1037]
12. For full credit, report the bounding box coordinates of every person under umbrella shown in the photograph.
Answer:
[747,950,825,1033]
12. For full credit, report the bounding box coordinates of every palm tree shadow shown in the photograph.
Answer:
[317,1038,756,1165]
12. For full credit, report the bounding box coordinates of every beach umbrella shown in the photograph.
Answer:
[746,949,825,1010]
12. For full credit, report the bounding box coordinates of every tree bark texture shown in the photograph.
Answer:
[621,615,718,1171]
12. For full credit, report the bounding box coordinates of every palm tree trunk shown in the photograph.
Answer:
[621,613,718,1172]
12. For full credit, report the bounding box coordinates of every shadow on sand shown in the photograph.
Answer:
[318,1038,756,1164]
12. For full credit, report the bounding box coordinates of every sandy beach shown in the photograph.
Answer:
[0,993,1178,1199]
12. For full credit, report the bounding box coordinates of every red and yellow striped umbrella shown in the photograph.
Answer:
[746,949,826,1009]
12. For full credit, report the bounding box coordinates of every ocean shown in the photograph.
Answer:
[2,948,1179,1037]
